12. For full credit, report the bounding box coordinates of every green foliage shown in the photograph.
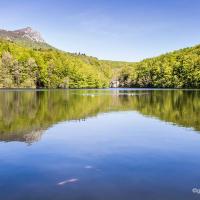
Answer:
[0,39,110,88]
[1,37,200,88]
[119,46,200,88]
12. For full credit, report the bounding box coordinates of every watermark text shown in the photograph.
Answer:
[192,188,200,194]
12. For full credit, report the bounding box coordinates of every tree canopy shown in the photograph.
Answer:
[119,45,200,88]
[0,38,200,88]
[0,39,111,88]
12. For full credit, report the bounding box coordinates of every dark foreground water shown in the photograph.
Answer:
[0,89,200,200]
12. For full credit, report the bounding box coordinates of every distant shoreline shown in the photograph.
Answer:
[0,88,200,91]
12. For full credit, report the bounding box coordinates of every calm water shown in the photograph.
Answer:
[0,89,200,200]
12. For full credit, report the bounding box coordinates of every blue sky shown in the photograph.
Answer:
[0,0,200,61]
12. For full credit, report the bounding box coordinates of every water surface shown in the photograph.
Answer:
[0,89,200,200]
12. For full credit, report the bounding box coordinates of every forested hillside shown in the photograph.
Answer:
[119,45,200,88]
[0,27,200,89]
[0,39,111,88]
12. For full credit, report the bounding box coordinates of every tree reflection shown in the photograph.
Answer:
[0,89,199,142]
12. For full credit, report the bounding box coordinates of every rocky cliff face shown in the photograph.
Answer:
[13,27,45,43]
[0,27,45,43]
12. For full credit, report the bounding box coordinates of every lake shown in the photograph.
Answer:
[0,89,200,200]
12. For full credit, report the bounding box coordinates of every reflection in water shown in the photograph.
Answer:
[0,89,200,142]
[0,89,200,200]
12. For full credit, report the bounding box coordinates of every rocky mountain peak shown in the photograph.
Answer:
[13,27,45,43]
[15,27,33,33]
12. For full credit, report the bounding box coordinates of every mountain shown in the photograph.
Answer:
[0,27,52,49]
[0,26,199,89]
[0,27,45,43]
[12,27,45,43]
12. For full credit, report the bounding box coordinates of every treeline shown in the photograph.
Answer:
[119,45,200,88]
[0,39,111,88]
[1,38,200,89]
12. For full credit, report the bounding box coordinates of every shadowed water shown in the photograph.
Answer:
[0,89,200,200]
